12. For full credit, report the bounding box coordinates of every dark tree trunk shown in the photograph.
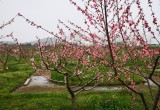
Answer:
[139,93,149,110]
[153,87,160,110]
[65,74,78,110]
[3,64,6,70]
[71,94,77,110]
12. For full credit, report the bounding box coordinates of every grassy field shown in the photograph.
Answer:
[0,61,33,94]
[1,91,144,110]
[0,59,158,110]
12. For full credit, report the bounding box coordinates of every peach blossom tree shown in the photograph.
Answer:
[30,37,105,110]
[58,0,160,110]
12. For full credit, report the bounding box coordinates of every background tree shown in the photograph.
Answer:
[31,38,105,110]
[0,33,18,70]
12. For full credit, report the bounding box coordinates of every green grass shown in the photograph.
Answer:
[0,61,141,110]
[0,59,158,110]
[0,91,143,110]
[0,61,34,93]
[0,60,139,110]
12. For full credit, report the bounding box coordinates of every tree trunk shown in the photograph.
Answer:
[153,87,160,110]
[139,93,149,110]
[71,94,77,110]
[2,64,7,70]
[65,75,78,110]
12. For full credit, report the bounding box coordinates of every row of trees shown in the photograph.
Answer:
[0,0,160,110]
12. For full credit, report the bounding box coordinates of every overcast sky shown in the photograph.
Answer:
[0,0,160,43]
[0,0,84,43]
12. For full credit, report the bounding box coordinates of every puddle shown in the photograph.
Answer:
[27,76,121,91]
[15,76,121,92]
[15,76,65,93]
[144,79,157,86]
[28,76,54,86]
[17,76,160,93]
[92,86,121,91]
[78,86,121,91]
